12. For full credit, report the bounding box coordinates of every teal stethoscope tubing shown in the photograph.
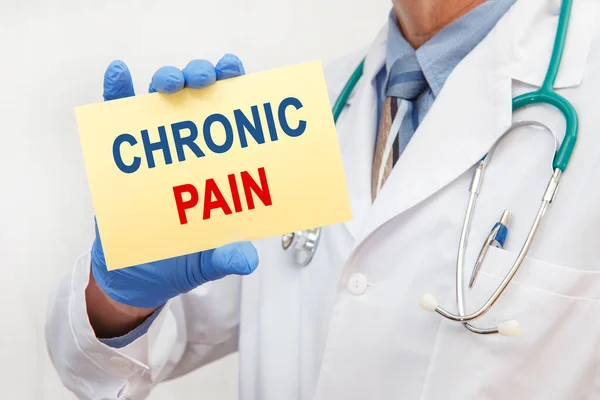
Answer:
[332,60,364,123]
[514,0,577,172]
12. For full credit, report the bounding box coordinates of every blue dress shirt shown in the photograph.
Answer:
[374,0,516,147]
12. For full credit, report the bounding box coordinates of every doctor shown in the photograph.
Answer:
[46,0,600,399]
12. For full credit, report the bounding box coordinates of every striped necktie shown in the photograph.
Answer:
[371,55,428,201]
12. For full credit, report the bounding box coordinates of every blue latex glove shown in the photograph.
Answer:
[92,55,257,309]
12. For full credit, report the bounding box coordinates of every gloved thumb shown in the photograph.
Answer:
[198,242,259,282]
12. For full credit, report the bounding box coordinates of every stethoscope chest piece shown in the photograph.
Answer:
[282,228,322,266]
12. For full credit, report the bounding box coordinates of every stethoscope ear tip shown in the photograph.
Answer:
[498,320,520,337]
[419,294,438,312]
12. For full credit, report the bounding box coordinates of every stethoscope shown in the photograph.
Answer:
[283,0,578,336]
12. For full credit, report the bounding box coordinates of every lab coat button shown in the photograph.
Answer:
[347,273,368,295]
[110,356,133,371]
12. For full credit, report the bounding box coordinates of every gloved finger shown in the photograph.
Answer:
[150,66,185,94]
[103,60,135,101]
[200,242,259,281]
[215,54,245,80]
[182,59,217,89]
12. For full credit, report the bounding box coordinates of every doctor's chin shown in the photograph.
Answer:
[5,0,599,399]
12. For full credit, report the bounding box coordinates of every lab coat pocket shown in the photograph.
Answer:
[421,246,600,400]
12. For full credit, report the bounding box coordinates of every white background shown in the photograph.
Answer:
[0,0,389,398]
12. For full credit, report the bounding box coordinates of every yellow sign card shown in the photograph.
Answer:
[76,61,352,270]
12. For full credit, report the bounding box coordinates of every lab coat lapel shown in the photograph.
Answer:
[353,18,513,245]
[337,26,386,238]
[352,0,597,246]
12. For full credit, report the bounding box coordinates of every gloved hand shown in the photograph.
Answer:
[92,54,257,309]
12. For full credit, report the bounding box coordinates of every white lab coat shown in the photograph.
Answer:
[46,0,600,398]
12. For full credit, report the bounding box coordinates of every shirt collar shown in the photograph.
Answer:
[385,0,516,98]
